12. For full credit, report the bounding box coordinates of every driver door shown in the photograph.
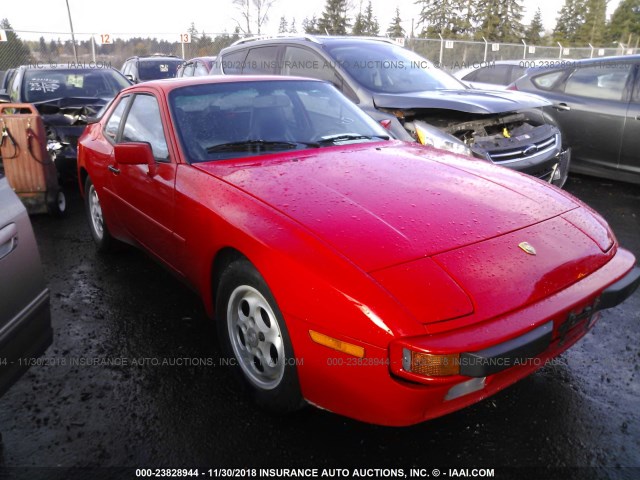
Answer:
[109,92,180,273]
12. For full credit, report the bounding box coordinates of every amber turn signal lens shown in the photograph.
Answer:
[402,348,460,376]
[309,330,365,358]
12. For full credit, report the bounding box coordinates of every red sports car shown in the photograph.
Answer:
[77,76,640,426]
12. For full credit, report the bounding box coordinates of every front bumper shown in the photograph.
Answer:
[492,146,571,187]
[456,267,639,377]
[293,248,638,426]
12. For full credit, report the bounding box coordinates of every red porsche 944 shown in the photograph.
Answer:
[77,76,639,426]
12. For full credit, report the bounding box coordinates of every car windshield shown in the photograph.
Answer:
[23,69,130,103]
[138,59,183,81]
[169,80,389,162]
[325,42,467,94]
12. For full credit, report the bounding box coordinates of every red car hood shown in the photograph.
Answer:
[195,141,579,272]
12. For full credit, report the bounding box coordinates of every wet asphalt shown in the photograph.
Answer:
[0,174,638,480]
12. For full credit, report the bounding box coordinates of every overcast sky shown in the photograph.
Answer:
[1,0,622,41]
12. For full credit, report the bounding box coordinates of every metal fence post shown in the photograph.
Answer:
[522,39,527,59]
[482,37,488,62]
[438,33,444,66]
[91,35,96,63]
[588,43,594,58]
[557,42,563,59]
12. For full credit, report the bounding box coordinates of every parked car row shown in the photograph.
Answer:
[3,38,638,189]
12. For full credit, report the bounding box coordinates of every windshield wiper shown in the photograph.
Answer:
[314,134,389,145]
[206,140,307,153]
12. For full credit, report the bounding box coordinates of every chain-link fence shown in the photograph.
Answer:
[1,29,639,73]
[407,37,638,70]
[0,30,242,72]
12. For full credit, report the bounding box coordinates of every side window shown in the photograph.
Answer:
[473,65,510,85]
[282,46,339,84]
[104,95,131,142]
[563,64,632,101]
[221,50,248,74]
[194,62,209,76]
[633,67,640,103]
[243,46,280,74]
[10,70,21,102]
[461,70,478,81]
[121,94,169,161]
[182,63,195,77]
[508,66,527,84]
[532,70,565,90]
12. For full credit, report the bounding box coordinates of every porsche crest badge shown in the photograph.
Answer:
[518,242,537,255]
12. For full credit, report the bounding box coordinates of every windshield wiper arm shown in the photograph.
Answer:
[315,134,389,145]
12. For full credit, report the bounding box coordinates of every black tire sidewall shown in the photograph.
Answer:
[46,189,66,217]
[216,259,304,413]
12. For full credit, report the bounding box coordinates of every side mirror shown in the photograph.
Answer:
[114,142,155,165]
[125,74,135,83]
[0,92,10,103]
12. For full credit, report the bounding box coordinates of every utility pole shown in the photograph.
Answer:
[65,0,79,63]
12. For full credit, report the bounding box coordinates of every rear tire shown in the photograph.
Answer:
[216,259,304,413]
[85,176,117,252]
[46,189,66,217]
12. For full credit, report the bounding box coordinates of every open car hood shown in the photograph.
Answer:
[373,89,551,114]
[197,141,579,273]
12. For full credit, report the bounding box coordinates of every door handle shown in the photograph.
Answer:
[0,223,18,261]
[108,165,120,175]
[553,103,571,111]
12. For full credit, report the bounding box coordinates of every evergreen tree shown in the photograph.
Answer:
[387,7,405,38]
[575,0,607,45]
[606,0,640,44]
[38,36,48,56]
[476,0,524,42]
[417,0,461,37]
[553,0,587,44]
[0,19,31,69]
[278,16,288,33]
[500,0,524,42]
[353,1,379,35]
[525,8,544,44]
[317,0,350,35]
[417,0,477,38]
[289,18,297,34]
[197,31,213,56]
[303,16,321,34]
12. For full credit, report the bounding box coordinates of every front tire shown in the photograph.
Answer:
[85,176,117,252]
[216,259,304,413]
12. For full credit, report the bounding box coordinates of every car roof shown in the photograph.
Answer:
[224,34,396,51]
[125,55,183,61]
[185,56,217,62]
[121,74,324,93]
[17,65,120,72]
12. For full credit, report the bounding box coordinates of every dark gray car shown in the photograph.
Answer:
[0,174,52,396]
[510,55,640,184]
[212,36,570,187]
